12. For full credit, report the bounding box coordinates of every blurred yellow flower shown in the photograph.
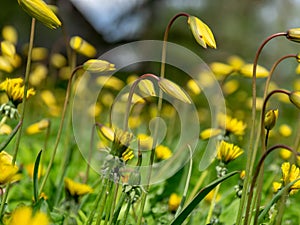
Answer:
[0,78,35,106]
[279,124,292,137]
[279,149,292,160]
[50,53,67,69]
[96,76,124,91]
[98,124,114,142]
[0,151,21,185]
[17,0,61,29]
[25,163,45,179]
[2,26,18,45]
[200,128,222,140]
[227,55,245,71]
[240,64,269,78]
[64,177,93,199]
[155,145,172,160]
[187,16,216,49]
[70,36,96,58]
[204,189,221,203]
[7,206,49,225]
[210,62,234,77]
[0,56,14,73]
[218,114,247,136]
[40,90,60,116]
[217,140,243,164]
[272,181,282,193]
[137,133,153,150]
[187,79,201,95]
[83,59,115,72]
[29,64,48,86]
[0,124,12,135]
[223,79,239,95]
[122,148,134,162]
[26,119,50,134]
[1,41,16,58]
[168,193,181,212]
[281,162,300,195]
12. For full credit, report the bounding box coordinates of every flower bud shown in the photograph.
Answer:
[210,62,234,77]
[287,28,300,43]
[188,16,216,49]
[264,109,278,130]
[70,36,96,58]
[17,0,62,29]
[138,79,156,96]
[83,59,115,72]
[2,26,18,44]
[1,41,16,57]
[289,91,300,109]
[240,64,269,78]
[158,78,191,104]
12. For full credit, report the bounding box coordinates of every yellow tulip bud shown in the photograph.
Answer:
[240,64,269,78]
[1,41,16,57]
[138,79,156,96]
[17,0,62,29]
[210,62,234,77]
[83,59,115,72]
[287,28,300,43]
[50,53,67,68]
[0,56,14,73]
[289,91,300,109]
[187,79,201,95]
[2,26,18,44]
[158,78,191,104]
[70,36,97,58]
[264,109,278,130]
[188,16,216,49]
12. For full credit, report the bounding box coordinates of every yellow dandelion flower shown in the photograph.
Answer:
[217,140,243,164]
[200,128,222,140]
[168,193,181,212]
[155,145,172,160]
[273,182,282,193]
[137,133,153,150]
[64,177,93,199]
[0,151,21,185]
[8,206,49,225]
[122,148,134,162]
[26,119,50,135]
[218,114,247,136]
[281,162,300,195]
[0,78,35,106]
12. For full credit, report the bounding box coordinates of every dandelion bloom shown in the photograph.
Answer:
[155,145,172,160]
[218,114,247,136]
[0,151,21,185]
[168,193,181,212]
[0,78,35,106]
[7,206,49,225]
[64,177,93,201]
[281,162,300,195]
[217,140,243,164]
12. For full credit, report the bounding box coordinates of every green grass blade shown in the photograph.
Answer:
[33,150,43,202]
[170,171,239,225]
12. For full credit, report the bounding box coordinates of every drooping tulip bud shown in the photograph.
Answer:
[287,28,300,43]
[70,36,96,58]
[83,59,115,72]
[289,91,300,109]
[264,109,278,130]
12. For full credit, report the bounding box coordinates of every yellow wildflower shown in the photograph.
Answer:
[279,149,292,160]
[7,206,49,225]
[96,76,124,91]
[29,64,48,86]
[210,62,234,77]
[218,114,247,136]
[122,148,134,162]
[204,189,221,203]
[240,64,269,78]
[25,163,45,179]
[26,119,50,134]
[0,56,14,73]
[279,124,292,137]
[217,140,243,164]
[17,0,61,29]
[2,26,18,45]
[187,16,216,49]
[98,124,114,142]
[280,162,300,195]
[50,53,67,68]
[187,79,201,95]
[200,128,222,140]
[223,79,239,95]
[0,151,21,185]
[168,193,181,212]
[0,124,12,135]
[1,41,16,58]
[0,78,35,106]
[273,182,282,193]
[227,55,245,71]
[155,145,172,160]
[70,36,96,58]
[64,177,93,200]
[137,133,153,150]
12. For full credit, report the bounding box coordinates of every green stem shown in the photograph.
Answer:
[12,18,36,165]
[121,198,131,225]
[237,32,286,225]
[39,66,83,194]
[111,192,126,224]
[187,170,208,203]
[96,179,112,225]
[205,184,220,224]
[0,183,10,218]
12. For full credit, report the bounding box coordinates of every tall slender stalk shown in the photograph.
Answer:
[237,32,286,225]
[39,66,83,194]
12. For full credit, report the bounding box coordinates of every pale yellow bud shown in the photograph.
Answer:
[287,28,300,43]
[1,41,16,57]
[17,0,62,29]
[70,36,96,58]
[0,56,14,73]
[50,53,67,68]
[240,64,269,78]
[289,91,300,109]
[264,109,278,130]
[83,59,115,72]
[210,62,234,77]
[138,79,156,96]
[158,78,191,104]
[188,16,216,49]
[2,26,18,44]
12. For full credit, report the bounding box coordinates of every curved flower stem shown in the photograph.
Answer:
[237,32,287,225]
[12,18,36,165]
[0,120,22,153]
[243,89,290,225]
[244,144,299,225]
[39,65,83,194]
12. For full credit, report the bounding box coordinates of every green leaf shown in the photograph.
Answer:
[170,171,239,225]
[33,150,43,202]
